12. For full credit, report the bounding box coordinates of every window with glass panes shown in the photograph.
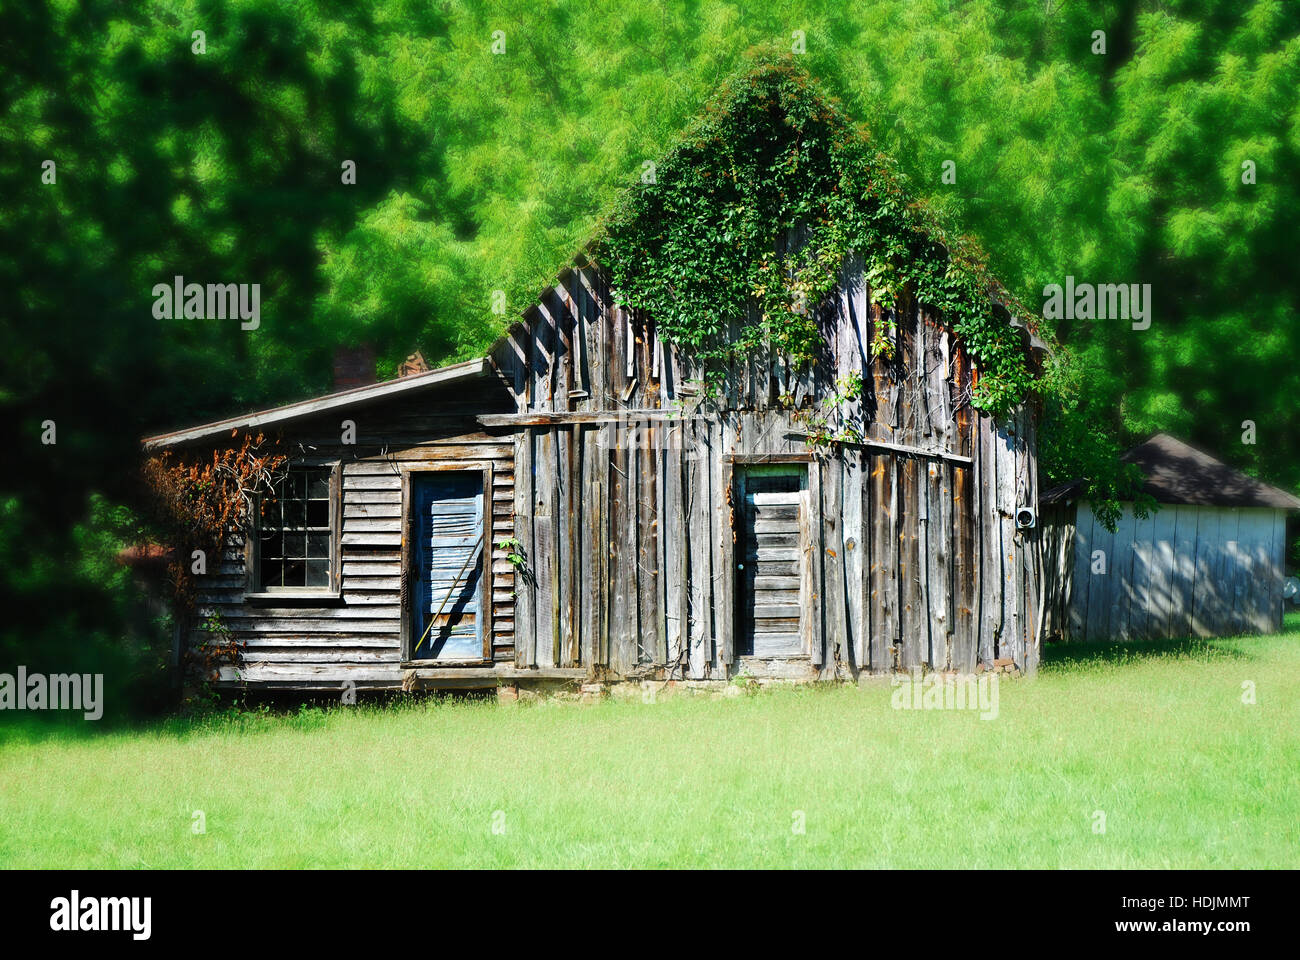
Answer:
[259,466,332,589]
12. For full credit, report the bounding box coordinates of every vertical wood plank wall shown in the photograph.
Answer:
[493,259,1041,677]
[1060,501,1285,640]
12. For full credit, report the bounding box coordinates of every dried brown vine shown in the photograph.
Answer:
[141,430,287,613]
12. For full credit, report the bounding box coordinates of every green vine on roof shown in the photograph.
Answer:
[596,58,1039,417]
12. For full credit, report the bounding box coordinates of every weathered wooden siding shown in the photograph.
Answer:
[1056,501,1286,641]
[187,379,519,689]
[491,258,1041,677]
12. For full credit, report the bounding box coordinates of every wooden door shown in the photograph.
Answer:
[736,465,808,657]
[410,472,484,660]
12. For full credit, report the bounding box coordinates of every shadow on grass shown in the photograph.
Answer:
[0,687,493,747]
[9,613,1297,745]
[1046,610,1298,670]
[1043,634,1257,670]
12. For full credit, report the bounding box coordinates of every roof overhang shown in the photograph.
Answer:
[143,357,493,450]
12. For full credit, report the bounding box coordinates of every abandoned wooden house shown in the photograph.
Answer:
[1039,433,1299,642]
[144,80,1054,695]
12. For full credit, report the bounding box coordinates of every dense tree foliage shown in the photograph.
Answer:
[2,1,1297,703]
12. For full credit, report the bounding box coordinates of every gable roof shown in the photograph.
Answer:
[1042,433,1300,509]
[498,61,1051,367]
[143,357,493,450]
[1122,433,1300,509]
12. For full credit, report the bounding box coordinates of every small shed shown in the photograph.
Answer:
[1039,433,1299,642]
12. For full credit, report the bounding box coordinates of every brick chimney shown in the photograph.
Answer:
[333,344,376,392]
[399,350,430,377]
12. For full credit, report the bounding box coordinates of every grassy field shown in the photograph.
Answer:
[2,615,1298,868]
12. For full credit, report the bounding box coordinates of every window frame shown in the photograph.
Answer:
[244,459,343,602]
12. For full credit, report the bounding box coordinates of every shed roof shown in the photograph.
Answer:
[143,357,493,450]
[1041,433,1300,510]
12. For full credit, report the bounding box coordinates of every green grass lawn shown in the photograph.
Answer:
[3,615,1298,868]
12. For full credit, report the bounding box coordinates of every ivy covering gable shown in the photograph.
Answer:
[595,58,1044,416]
